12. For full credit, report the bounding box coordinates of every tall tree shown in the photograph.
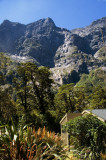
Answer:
[13,62,54,114]
[55,83,76,114]
[0,86,16,123]
[13,63,34,110]
[0,52,11,84]
[31,66,54,114]
[90,86,106,109]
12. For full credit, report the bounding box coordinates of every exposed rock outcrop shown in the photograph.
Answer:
[0,17,106,84]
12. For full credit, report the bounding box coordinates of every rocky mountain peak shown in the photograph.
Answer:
[0,17,106,84]
[91,17,106,26]
[1,20,13,28]
[27,17,55,29]
[1,19,25,28]
[39,17,56,30]
[2,19,11,25]
[44,17,55,27]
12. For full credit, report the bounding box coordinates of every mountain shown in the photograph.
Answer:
[0,17,106,85]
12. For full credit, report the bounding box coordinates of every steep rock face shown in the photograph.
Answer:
[0,20,26,54]
[0,17,106,84]
[71,17,106,54]
[17,18,65,67]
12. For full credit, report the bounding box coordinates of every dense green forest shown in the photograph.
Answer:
[0,52,106,159]
[0,52,106,130]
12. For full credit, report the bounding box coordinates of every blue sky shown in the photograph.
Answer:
[0,0,106,30]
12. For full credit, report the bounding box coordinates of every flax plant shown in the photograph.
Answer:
[0,122,67,160]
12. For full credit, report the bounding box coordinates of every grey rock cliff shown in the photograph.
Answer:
[0,17,106,84]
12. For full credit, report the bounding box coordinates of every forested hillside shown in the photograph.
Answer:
[0,53,106,131]
[0,17,106,159]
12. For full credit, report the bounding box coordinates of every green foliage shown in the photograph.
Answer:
[0,54,58,131]
[64,114,106,159]
[54,84,87,121]
[0,121,67,160]
[55,83,75,113]
[0,52,11,84]
[13,63,54,113]
[75,69,106,109]
[12,62,56,130]
[77,68,106,88]
[62,70,80,84]
[90,86,106,109]
[0,86,17,124]
[0,52,106,144]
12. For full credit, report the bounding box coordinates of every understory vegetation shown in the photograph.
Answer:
[64,115,106,160]
[0,120,67,160]
[0,52,106,159]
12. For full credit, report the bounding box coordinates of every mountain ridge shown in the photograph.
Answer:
[0,17,106,84]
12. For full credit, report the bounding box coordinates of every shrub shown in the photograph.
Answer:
[0,122,67,160]
[64,114,106,160]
